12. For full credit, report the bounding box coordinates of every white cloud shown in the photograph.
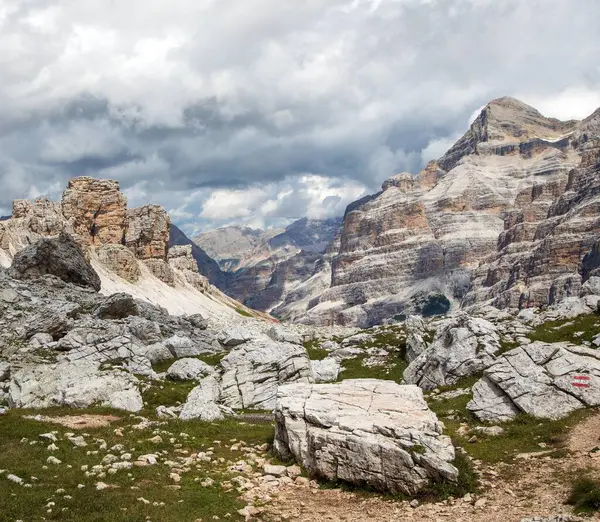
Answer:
[0,0,598,231]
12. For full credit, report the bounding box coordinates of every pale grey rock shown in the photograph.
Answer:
[467,377,520,423]
[405,315,428,362]
[0,362,10,382]
[8,361,143,412]
[266,325,302,345]
[273,379,457,495]
[219,327,252,347]
[310,358,341,383]
[29,333,54,349]
[166,358,214,381]
[320,340,341,352]
[179,376,224,421]
[164,335,202,358]
[220,338,313,410]
[468,342,600,421]
[403,314,501,390]
[472,426,505,436]
[580,276,600,297]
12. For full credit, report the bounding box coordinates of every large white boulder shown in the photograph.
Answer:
[8,361,143,412]
[468,342,600,421]
[219,339,313,409]
[166,358,214,381]
[403,314,501,390]
[273,379,458,495]
[310,358,341,383]
[179,376,225,421]
[405,315,429,362]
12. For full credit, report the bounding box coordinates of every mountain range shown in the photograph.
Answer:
[182,96,600,327]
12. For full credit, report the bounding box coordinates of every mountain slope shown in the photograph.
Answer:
[288,97,599,326]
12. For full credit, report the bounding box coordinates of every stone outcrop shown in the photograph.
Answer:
[61,177,127,247]
[219,339,313,409]
[273,379,457,495]
[8,361,143,412]
[288,97,600,326]
[403,314,501,390]
[96,244,141,282]
[125,205,170,261]
[8,232,101,291]
[467,342,600,422]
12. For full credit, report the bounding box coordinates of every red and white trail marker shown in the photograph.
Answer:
[572,375,590,388]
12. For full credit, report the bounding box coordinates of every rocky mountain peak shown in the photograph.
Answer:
[381,172,418,192]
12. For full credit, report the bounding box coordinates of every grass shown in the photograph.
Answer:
[303,340,329,361]
[567,477,600,514]
[141,379,198,413]
[0,408,275,522]
[235,308,253,318]
[151,353,228,375]
[337,355,408,383]
[529,313,600,345]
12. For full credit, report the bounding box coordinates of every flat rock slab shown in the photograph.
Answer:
[468,342,600,422]
[220,339,313,410]
[273,379,457,495]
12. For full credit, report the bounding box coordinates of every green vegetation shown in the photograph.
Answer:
[529,313,600,345]
[151,353,228,375]
[141,379,198,413]
[567,477,600,515]
[0,408,274,522]
[303,339,329,361]
[337,355,408,383]
[419,452,479,501]
[235,308,253,318]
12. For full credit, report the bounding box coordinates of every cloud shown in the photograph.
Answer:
[0,0,599,229]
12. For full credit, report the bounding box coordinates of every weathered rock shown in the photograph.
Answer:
[310,358,341,382]
[96,244,141,282]
[405,315,429,362]
[125,205,170,261]
[273,379,457,495]
[61,177,127,248]
[266,325,302,345]
[166,358,214,381]
[8,233,101,291]
[219,327,252,347]
[8,361,143,412]
[179,376,224,421]
[403,314,501,390]
[220,339,313,409]
[94,293,138,319]
[468,342,600,421]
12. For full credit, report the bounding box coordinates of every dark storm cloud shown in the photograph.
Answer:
[0,0,599,228]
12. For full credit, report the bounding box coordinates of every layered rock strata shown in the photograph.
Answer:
[292,98,600,326]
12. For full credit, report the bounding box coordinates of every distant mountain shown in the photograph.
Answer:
[279,97,600,327]
[193,226,282,273]
[193,217,343,312]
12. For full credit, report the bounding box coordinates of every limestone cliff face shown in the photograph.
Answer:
[61,177,128,247]
[296,97,597,327]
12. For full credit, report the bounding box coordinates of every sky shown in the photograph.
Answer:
[1,0,599,235]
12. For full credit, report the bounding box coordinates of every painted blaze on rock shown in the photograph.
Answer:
[273,379,458,495]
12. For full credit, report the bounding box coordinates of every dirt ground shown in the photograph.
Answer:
[25,413,121,429]
[261,412,600,522]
